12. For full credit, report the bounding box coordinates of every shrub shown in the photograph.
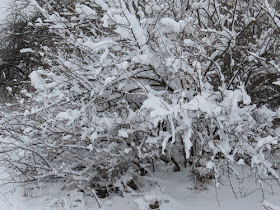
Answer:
[0,0,279,197]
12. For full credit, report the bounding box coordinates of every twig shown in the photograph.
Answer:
[87,187,102,208]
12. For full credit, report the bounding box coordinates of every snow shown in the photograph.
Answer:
[160,18,181,33]
[273,80,280,86]
[118,129,129,138]
[0,0,9,22]
[263,200,280,210]
[183,128,193,159]
[185,93,213,116]
[206,161,215,169]
[257,136,277,149]
[95,0,109,10]
[104,76,116,86]
[83,39,117,53]
[29,71,47,90]
[76,4,97,19]
[263,0,280,28]
[184,39,194,46]
[56,109,80,124]
[1,0,280,210]
[132,54,151,65]
[142,94,172,120]
[20,48,35,53]
[124,148,132,154]
[90,132,97,141]
[1,168,280,210]
[116,61,129,71]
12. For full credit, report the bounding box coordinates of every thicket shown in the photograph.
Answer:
[0,0,279,199]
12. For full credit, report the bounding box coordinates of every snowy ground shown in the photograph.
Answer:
[1,167,280,210]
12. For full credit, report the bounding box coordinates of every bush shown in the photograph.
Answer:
[0,0,279,197]
[0,0,50,100]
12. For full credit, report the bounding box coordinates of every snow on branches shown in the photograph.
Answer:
[0,0,279,197]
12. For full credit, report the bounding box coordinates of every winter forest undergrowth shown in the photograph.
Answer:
[0,0,280,209]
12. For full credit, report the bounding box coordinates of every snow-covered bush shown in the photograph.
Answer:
[0,0,279,197]
[0,1,47,100]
